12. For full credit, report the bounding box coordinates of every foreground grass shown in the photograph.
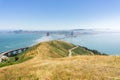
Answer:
[0,56,120,80]
[0,40,119,80]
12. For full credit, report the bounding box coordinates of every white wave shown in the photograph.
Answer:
[29,35,67,47]
[36,36,53,43]
[29,36,53,47]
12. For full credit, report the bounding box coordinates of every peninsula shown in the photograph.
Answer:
[0,40,120,80]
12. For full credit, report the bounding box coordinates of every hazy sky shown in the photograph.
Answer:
[0,0,120,30]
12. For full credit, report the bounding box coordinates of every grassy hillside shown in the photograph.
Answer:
[23,40,97,58]
[0,40,105,67]
[0,40,119,80]
[72,47,93,55]
[0,56,120,80]
[0,40,75,67]
[24,40,75,58]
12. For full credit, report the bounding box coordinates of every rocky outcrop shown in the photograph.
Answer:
[0,56,9,62]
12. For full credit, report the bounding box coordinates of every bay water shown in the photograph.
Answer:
[64,33,120,55]
[0,32,120,55]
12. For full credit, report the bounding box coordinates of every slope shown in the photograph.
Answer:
[0,40,119,80]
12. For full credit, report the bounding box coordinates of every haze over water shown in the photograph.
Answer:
[0,0,120,55]
[64,32,120,55]
[0,31,120,55]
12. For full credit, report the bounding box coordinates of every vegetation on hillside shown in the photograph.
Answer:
[79,46,108,55]
[0,40,75,67]
[0,56,120,80]
[0,51,32,67]
[0,40,116,80]
[72,47,93,55]
[0,40,107,67]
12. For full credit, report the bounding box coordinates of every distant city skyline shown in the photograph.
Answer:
[0,0,120,30]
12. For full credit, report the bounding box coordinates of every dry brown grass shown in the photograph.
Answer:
[0,56,120,80]
[0,40,120,80]
[24,40,75,59]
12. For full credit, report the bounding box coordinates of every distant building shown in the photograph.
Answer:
[13,30,23,34]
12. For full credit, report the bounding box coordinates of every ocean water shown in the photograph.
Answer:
[0,33,60,52]
[0,33,44,52]
[64,33,120,55]
[0,32,120,55]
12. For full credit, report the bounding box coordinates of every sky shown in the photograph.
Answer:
[0,0,120,30]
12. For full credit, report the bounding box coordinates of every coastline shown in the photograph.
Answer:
[0,36,54,54]
[0,33,120,55]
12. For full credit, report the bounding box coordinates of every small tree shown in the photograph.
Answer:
[15,57,19,61]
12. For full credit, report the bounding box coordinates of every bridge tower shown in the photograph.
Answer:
[71,31,74,37]
[46,32,50,36]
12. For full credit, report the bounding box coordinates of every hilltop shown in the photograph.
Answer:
[0,40,97,67]
[0,40,120,80]
[15,40,99,62]
[22,40,97,58]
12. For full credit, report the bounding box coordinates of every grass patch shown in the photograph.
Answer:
[80,46,108,55]
[0,50,32,67]
[72,47,92,55]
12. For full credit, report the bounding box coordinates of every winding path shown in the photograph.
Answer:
[68,46,79,57]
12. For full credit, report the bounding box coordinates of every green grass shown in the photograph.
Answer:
[48,40,75,57]
[0,50,32,67]
[80,46,108,55]
[72,47,92,55]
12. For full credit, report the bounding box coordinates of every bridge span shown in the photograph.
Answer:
[0,47,29,57]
